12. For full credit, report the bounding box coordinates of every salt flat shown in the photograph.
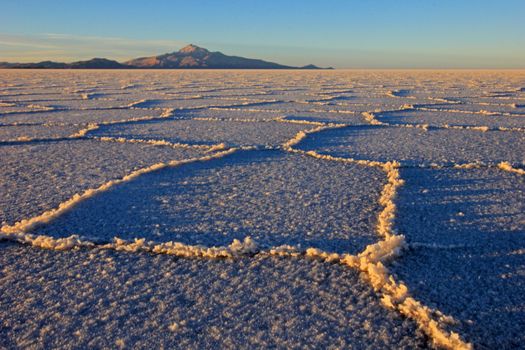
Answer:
[1,69,524,349]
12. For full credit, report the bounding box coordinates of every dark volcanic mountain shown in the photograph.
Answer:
[0,61,68,69]
[0,44,330,69]
[0,58,128,69]
[68,58,129,69]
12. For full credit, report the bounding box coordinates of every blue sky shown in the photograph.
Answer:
[1,0,524,68]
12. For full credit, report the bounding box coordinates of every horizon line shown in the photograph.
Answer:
[2,33,524,69]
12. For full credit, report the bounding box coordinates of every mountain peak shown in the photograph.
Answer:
[1,44,330,69]
[179,44,209,54]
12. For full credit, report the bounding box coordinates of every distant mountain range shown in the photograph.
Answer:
[0,44,332,70]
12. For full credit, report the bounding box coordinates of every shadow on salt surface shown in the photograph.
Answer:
[0,124,82,142]
[130,98,280,110]
[0,139,204,226]
[30,98,137,110]
[0,243,426,349]
[416,102,524,115]
[0,109,164,125]
[297,125,525,166]
[175,108,283,121]
[0,93,81,103]
[172,106,366,125]
[457,96,525,105]
[92,118,310,148]
[281,112,367,125]
[35,151,385,254]
[0,102,56,114]
[375,110,525,129]
[390,168,525,348]
[231,100,378,114]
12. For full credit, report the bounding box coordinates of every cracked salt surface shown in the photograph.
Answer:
[34,151,385,253]
[1,69,525,349]
[0,124,83,142]
[375,109,525,129]
[0,108,164,125]
[0,243,426,349]
[391,168,525,348]
[92,118,312,148]
[0,139,205,225]
[297,125,525,166]
[415,102,525,115]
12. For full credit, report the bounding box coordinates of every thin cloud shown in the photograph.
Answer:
[0,33,187,62]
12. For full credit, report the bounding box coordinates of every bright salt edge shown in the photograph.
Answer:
[1,69,524,349]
